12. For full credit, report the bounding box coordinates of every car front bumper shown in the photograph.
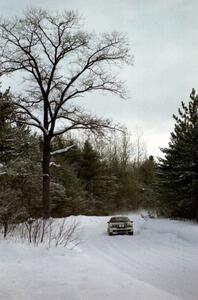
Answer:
[108,227,133,235]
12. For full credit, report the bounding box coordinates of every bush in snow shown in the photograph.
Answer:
[10,217,80,248]
[0,177,29,238]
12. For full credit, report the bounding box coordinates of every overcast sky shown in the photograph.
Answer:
[1,0,198,157]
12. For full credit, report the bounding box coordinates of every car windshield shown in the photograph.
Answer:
[109,217,130,223]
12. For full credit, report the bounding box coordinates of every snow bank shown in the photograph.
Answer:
[147,218,198,245]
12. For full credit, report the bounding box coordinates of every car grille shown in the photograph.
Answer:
[112,224,126,228]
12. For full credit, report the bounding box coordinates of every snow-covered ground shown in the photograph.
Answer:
[0,214,198,300]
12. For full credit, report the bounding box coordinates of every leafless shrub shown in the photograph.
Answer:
[7,217,79,248]
[51,217,79,248]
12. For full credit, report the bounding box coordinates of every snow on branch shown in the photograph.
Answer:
[49,162,61,168]
[50,145,75,156]
[0,172,6,176]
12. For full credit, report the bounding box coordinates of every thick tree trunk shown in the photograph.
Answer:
[42,137,51,219]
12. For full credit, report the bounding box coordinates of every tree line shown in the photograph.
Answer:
[0,88,156,230]
[1,86,198,224]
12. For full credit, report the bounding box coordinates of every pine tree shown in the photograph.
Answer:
[78,140,100,213]
[0,88,41,174]
[49,137,87,216]
[158,89,198,220]
[78,140,118,215]
[139,156,158,210]
[0,88,14,165]
[0,88,43,219]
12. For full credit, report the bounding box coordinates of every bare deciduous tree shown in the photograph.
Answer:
[0,8,132,218]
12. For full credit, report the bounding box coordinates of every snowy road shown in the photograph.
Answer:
[0,215,198,300]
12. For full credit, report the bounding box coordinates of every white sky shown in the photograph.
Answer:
[1,0,198,157]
